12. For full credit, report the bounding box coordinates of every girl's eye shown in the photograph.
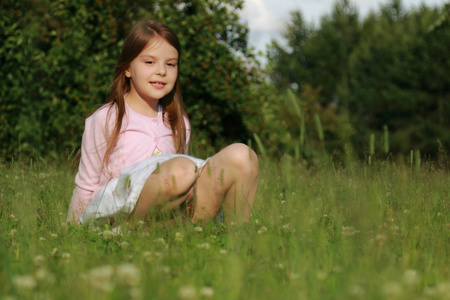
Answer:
[167,63,176,67]
[146,61,154,64]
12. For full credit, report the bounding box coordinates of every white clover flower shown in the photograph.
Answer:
[143,251,153,263]
[50,248,58,257]
[35,268,55,286]
[10,229,17,236]
[197,243,210,250]
[219,249,227,255]
[194,226,203,232]
[382,282,403,297]
[102,230,113,240]
[175,232,183,242]
[349,284,365,296]
[282,223,291,233]
[51,233,58,239]
[178,285,196,300]
[342,226,360,236]
[116,263,140,287]
[33,255,46,267]
[12,275,37,291]
[254,219,260,225]
[403,269,420,286]
[257,226,267,234]
[119,241,129,249]
[154,238,166,245]
[200,287,214,299]
[61,252,71,265]
[84,265,114,293]
[39,237,46,242]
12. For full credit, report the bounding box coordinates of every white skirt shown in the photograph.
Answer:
[80,154,208,226]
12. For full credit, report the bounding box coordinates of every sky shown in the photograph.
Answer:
[240,0,447,58]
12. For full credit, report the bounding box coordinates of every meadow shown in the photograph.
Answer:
[0,156,448,300]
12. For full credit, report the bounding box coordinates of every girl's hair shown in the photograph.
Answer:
[103,20,188,168]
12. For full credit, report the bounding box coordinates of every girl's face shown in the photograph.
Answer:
[125,37,179,105]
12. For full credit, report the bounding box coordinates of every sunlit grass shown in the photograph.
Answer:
[0,157,448,299]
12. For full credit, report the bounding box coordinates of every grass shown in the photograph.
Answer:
[0,156,448,300]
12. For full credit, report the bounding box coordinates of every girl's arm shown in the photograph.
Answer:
[67,108,110,223]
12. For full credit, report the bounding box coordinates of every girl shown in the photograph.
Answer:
[67,20,259,227]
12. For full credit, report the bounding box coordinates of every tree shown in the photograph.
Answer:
[0,0,265,160]
[346,1,450,156]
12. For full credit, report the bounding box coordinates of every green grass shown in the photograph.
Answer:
[0,157,448,300]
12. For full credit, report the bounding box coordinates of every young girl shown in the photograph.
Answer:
[67,20,259,227]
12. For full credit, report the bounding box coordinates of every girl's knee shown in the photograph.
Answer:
[160,157,198,196]
[224,143,259,174]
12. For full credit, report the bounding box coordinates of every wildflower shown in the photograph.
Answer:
[219,249,227,255]
[382,282,403,297]
[39,237,46,242]
[288,272,300,280]
[279,215,285,220]
[51,233,58,239]
[102,230,113,240]
[12,275,37,291]
[178,285,196,300]
[275,263,284,270]
[200,287,214,299]
[61,252,71,265]
[194,226,203,232]
[375,234,387,247]
[84,265,114,293]
[403,269,420,286]
[143,251,153,263]
[119,241,129,249]
[35,268,55,286]
[175,232,183,242]
[50,248,58,257]
[154,238,166,245]
[129,286,142,300]
[349,284,365,297]
[116,263,140,287]
[281,200,287,206]
[254,219,260,225]
[282,223,292,233]
[33,255,46,267]
[257,226,267,234]
[197,243,210,250]
[342,226,360,236]
[10,229,17,236]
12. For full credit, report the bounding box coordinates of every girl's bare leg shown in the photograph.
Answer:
[131,143,259,225]
[192,143,259,224]
[131,157,199,221]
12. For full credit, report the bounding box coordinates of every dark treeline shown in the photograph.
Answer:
[1,0,449,166]
[267,0,450,165]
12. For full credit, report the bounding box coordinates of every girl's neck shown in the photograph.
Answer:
[124,93,159,118]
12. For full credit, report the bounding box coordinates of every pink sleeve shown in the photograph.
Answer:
[67,109,109,223]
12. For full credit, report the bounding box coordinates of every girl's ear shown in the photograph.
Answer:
[125,69,131,78]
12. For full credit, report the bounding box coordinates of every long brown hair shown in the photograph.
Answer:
[103,20,188,168]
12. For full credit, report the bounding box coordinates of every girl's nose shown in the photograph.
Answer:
[156,63,166,76]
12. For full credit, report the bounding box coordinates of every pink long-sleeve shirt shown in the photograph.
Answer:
[67,102,190,223]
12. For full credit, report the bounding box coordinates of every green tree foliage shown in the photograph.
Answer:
[346,1,450,156]
[266,0,358,163]
[267,0,450,160]
[0,0,264,160]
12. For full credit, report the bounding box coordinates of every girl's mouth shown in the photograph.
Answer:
[151,82,166,89]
